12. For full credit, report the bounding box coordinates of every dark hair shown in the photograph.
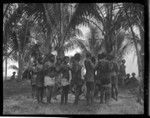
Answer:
[48,54,55,63]
[86,52,91,59]
[56,57,62,64]
[98,53,106,60]
[132,72,135,76]
[63,56,69,60]
[74,53,81,62]
[91,57,96,64]
[63,56,69,64]
[122,59,126,63]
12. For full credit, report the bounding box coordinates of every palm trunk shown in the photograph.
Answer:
[18,52,23,80]
[57,3,65,57]
[17,31,23,81]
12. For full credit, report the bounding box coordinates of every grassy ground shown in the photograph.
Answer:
[3,79,143,115]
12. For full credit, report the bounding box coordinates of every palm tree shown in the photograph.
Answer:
[43,3,106,57]
[3,3,47,80]
[122,3,144,78]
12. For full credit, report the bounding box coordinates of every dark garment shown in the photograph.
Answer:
[125,77,130,84]
[84,59,95,82]
[22,69,32,80]
[61,85,70,104]
[119,64,126,86]
[100,83,111,103]
[74,84,82,105]
[71,61,82,85]
[86,81,95,105]
[46,86,54,103]
[36,86,44,103]
[95,59,111,78]
[36,70,44,87]
[101,75,111,85]
[111,75,118,101]
[110,61,119,73]
[31,85,37,98]
[94,83,101,98]
[10,75,15,80]
[119,64,126,76]
[31,74,36,86]
[61,64,70,81]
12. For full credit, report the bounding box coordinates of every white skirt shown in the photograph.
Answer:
[61,78,70,86]
[44,76,55,86]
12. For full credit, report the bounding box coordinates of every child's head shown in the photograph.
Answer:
[126,73,130,78]
[132,72,136,77]
[49,67,56,77]
[85,52,91,59]
[13,72,16,75]
[56,57,62,65]
[122,59,126,64]
[74,53,81,62]
[63,56,70,64]
[98,53,106,61]
[49,54,55,63]
[91,56,96,64]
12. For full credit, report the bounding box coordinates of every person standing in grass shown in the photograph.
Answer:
[84,53,95,105]
[60,56,71,105]
[108,55,119,101]
[71,53,83,105]
[53,57,63,100]
[95,53,111,104]
[44,66,56,103]
[119,59,126,87]
[31,67,37,99]
[36,61,44,103]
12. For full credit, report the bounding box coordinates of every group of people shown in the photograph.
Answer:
[125,73,138,86]
[22,52,128,105]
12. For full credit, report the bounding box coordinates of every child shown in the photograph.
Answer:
[10,72,16,80]
[44,66,56,103]
[84,53,95,105]
[36,63,44,103]
[72,53,82,105]
[60,56,71,105]
[31,68,37,99]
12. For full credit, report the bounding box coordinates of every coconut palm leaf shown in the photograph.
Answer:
[9,65,18,71]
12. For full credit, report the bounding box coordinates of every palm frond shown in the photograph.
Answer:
[9,65,18,71]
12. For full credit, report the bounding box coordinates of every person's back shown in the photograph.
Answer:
[97,59,111,85]
[61,64,70,81]
[120,64,126,76]
[36,67,44,88]
[110,60,119,85]
[84,58,94,82]
[71,61,82,84]
[31,71,37,86]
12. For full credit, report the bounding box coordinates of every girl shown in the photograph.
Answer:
[44,66,56,103]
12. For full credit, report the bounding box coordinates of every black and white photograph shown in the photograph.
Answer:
[3,3,145,115]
